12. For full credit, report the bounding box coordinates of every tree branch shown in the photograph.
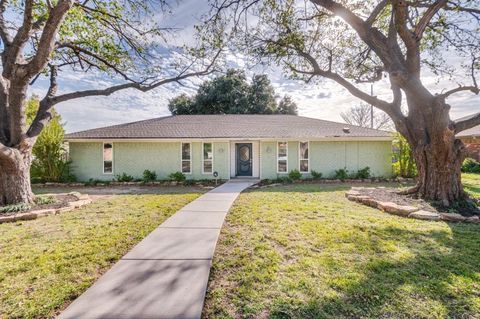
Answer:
[0,0,12,45]
[454,112,480,134]
[26,0,74,78]
[414,0,447,40]
[392,0,420,75]
[439,85,479,98]
[366,0,389,25]
[26,50,221,138]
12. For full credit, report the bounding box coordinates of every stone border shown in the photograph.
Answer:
[0,192,92,224]
[346,188,480,223]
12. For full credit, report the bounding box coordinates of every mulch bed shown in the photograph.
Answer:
[0,194,79,217]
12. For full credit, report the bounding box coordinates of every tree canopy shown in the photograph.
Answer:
[168,69,298,115]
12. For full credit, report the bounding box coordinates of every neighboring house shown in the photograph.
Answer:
[457,113,480,161]
[65,115,393,181]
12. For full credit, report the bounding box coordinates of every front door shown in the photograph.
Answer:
[236,143,252,176]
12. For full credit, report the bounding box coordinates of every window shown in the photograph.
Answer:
[299,141,309,172]
[103,143,113,174]
[203,143,213,173]
[277,142,288,173]
[181,142,191,174]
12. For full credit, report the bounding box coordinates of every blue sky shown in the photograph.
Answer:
[29,0,479,133]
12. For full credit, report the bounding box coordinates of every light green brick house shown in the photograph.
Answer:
[65,115,393,181]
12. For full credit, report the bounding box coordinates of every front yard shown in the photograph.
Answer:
[203,178,480,318]
[0,187,203,319]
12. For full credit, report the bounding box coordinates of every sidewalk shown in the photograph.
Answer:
[58,180,255,319]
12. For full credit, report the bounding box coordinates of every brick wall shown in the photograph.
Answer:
[461,137,480,161]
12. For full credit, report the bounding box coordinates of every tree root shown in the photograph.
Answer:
[397,184,421,195]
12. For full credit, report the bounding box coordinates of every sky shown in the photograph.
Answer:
[29,0,480,133]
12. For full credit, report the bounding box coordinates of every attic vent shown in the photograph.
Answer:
[343,127,351,134]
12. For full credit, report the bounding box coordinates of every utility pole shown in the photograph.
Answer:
[370,84,374,129]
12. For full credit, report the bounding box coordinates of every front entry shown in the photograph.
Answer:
[236,143,253,176]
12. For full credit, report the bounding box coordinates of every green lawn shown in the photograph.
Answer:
[464,173,480,199]
[203,178,480,319]
[0,188,203,319]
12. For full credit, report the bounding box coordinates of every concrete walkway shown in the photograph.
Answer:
[58,180,254,319]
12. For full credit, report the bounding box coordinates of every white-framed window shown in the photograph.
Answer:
[299,141,309,173]
[277,141,288,173]
[181,142,191,174]
[103,142,113,174]
[203,142,213,174]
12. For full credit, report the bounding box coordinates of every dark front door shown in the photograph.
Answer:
[236,143,252,176]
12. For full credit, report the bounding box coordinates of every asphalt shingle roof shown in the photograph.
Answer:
[456,113,480,138]
[65,115,392,140]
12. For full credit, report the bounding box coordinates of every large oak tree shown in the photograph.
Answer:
[204,0,480,205]
[0,0,218,205]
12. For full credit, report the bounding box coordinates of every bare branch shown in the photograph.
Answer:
[414,0,447,40]
[366,0,389,25]
[392,0,420,75]
[454,112,480,133]
[0,0,12,45]
[439,85,479,98]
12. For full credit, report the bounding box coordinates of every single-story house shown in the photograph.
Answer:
[65,115,393,181]
[457,113,480,161]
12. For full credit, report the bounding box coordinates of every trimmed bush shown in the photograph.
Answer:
[169,171,186,182]
[116,173,134,182]
[142,170,157,182]
[334,168,349,181]
[311,170,322,180]
[289,169,302,181]
[462,158,480,173]
[356,167,371,179]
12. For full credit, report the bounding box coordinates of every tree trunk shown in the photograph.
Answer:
[0,147,35,206]
[399,93,467,207]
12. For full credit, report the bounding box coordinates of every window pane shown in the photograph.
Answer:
[300,142,309,159]
[203,143,212,160]
[300,160,309,172]
[278,142,287,158]
[104,143,113,161]
[278,160,287,172]
[104,161,113,173]
[182,160,191,173]
[204,160,212,173]
[182,143,191,160]
[104,143,113,173]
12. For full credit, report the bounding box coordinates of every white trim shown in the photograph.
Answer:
[276,141,288,174]
[202,142,214,174]
[298,141,310,173]
[103,142,114,175]
[67,136,393,143]
[180,142,192,174]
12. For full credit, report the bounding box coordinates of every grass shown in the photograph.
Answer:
[0,188,203,319]
[203,179,480,319]
[463,173,480,199]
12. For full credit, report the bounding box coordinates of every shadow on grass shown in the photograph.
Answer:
[268,223,480,319]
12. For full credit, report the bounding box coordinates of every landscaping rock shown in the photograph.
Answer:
[345,190,360,197]
[466,216,480,223]
[0,215,16,223]
[440,213,467,222]
[34,209,56,217]
[408,210,441,221]
[14,212,38,221]
[377,201,418,216]
[56,206,74,213]
[68,199,92,208]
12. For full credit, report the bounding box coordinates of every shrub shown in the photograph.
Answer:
[116,173,134,182]
[34,196,56,205]
[142,170,157,182]
[288,169,302,180]
[0,203,30,214]
[169,171,186,182]
[356,167,371,179]
[311,170,322,180]
[462,158,480,173]
[334,168,349,181]
[277,176,293,184]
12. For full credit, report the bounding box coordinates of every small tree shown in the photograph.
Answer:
[393,133,416,178]
[341,104,393,130]
[26,96,71,183]
[277,95,298,115]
